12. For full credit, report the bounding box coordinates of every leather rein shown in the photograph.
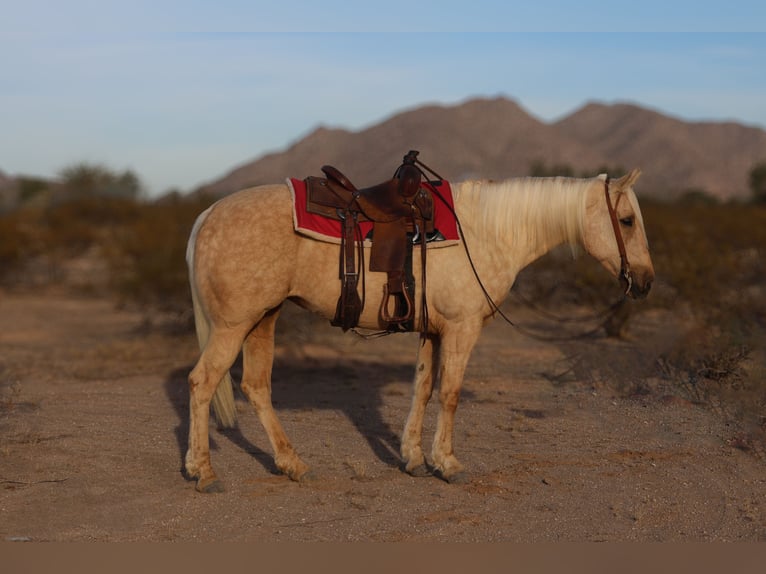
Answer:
[603,176,633,296]
[416,168,636,341]
[357,158,635,340]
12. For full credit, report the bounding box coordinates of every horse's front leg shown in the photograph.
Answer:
[430,322,481,483]
[401,334,440,476]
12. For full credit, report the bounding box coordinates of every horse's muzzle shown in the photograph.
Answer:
[630,281,652,299]
[624,269,653,300]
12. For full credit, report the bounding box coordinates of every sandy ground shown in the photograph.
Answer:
[0,291,764,542]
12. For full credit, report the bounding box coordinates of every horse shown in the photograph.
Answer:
[184,168,654,493]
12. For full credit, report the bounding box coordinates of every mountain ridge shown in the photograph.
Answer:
[201,96,766,201]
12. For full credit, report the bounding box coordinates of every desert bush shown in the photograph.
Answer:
[750,160,766,204]
[41,196,141,256]
[516,196,766,426]
[656,320,766,451]
[0,214,23,276]
[645,198,766,449]
[0,205,58,283]
[0,164,147,285]
[642,199,766,311]
[57,163,142,200]
[17,176,49,204]
[104,193,215,310]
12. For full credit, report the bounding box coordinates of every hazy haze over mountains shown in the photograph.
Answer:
[201,97,766,201]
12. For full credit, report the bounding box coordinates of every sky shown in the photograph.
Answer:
[2,2,766,196]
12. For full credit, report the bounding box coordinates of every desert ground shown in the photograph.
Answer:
[1,289,764,542]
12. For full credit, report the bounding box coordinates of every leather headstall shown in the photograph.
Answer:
[604,176,633,295]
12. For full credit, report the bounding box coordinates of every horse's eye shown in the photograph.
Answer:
[620,217,634,227]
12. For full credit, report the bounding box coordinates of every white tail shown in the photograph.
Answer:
[187,206,238,429]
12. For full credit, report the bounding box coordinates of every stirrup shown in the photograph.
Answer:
[379,283,414,325]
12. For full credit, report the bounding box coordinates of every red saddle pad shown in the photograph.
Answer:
[289,178,460,245]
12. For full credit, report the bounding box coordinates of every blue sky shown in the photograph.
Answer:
[2,2,765,196]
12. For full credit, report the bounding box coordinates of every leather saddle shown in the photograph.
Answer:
[304,150,435,332]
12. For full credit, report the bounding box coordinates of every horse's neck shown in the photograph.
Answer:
[455,178,588,271]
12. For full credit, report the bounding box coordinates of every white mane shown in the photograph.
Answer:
[453,176,594,253]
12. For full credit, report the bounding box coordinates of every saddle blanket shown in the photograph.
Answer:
[287,177,460,247]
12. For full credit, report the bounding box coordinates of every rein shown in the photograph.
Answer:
[414,163,630,340]
[353,158,632,342]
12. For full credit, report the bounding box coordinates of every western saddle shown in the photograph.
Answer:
[304,150,436,332]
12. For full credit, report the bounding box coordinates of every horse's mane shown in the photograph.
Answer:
[454,176,596,252]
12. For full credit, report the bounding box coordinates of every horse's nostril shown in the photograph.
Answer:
[629,279,653,299]
[634,280,652,299]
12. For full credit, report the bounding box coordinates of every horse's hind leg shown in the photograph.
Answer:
[401,335,439,476]
[186,326,249,493]
[239,307,310,482]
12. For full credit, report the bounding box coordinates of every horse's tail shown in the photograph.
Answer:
[187,206,238,429]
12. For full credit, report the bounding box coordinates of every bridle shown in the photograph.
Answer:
[604,176,633,296]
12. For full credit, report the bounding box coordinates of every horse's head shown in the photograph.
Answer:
[583,169,655,299]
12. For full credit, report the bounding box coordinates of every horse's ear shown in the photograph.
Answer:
[616,168,642,190]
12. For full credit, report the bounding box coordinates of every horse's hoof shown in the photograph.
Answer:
[405,464,431,478]
[433,468,469,484]
[196,477,225,493]
[281,464,313,483]
[298,470,318,484]
[446,471,469,485]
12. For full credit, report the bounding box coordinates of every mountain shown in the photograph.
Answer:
[555,102,766,200]
[201,97,590,196]
[201,97,766,201]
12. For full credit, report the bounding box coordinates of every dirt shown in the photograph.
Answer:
[0,290,764,542]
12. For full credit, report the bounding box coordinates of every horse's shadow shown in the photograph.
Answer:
[164,352,418,477]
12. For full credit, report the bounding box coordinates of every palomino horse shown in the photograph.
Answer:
[185,169,654,492]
